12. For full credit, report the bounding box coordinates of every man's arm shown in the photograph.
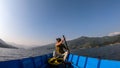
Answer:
[56,38,64,46]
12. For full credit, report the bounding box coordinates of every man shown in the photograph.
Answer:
[53,37,69,61]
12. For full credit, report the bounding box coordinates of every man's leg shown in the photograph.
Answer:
[63,51,69,61]
[53,51,56,57]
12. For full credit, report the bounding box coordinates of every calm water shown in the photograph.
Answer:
[0,47,53,61]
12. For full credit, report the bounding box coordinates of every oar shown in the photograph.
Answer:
[63,35,70,53]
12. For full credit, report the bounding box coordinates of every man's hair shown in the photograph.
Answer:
[56,38,61,42]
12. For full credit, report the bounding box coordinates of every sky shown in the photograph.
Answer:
[0,0,120,46]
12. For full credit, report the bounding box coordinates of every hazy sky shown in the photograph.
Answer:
[0,0,120,46]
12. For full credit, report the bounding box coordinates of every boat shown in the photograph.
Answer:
[0,53,120,68]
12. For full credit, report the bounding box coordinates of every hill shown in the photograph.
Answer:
[0,39,18,49]
[68,35,120,49]
[32,35,120,60]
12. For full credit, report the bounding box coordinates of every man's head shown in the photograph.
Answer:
[56,38,61,42]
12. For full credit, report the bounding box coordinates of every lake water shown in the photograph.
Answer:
[0,47,53,61]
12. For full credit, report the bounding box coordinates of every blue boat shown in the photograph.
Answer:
[0,53,120,68]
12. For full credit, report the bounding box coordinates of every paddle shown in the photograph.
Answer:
[63,35,70,53]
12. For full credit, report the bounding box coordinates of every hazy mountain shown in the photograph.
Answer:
[31,43,55,53]
[0,39,18,49]
[7,42,33,49]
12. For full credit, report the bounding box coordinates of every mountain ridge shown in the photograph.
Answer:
[0,39,18,49]
[32,34,120,60]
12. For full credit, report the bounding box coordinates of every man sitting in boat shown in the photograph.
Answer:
[53,37,69,61]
